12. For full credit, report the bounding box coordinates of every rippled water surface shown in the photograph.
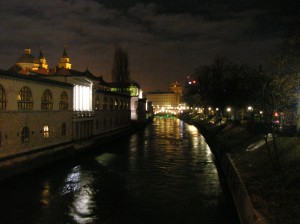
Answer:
[0,118,239,224]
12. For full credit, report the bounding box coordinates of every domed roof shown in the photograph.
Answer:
[16,49,39,64]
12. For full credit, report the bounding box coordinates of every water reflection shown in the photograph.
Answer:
[40,181,51,206]
[61,166,81,195]
[0,117,239,224]
[70,184,93,224]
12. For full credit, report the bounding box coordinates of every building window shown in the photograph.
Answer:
[43,125,49,138]
[103,97,108,110]
[115,99,119,110]
[18,87,33,110]
[59,91,68,110]
[21,126,30,143]
[73,85,92,111]
[95,96,100,110]
[41,89,53,110]
[61,123,66,136]
[0,85,6,110]
[110,98,114,110]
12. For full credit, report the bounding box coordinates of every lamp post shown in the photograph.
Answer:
[260,111,263,122]
[216,107,221,124]
[226,107,231,123]
[247,106,253,124]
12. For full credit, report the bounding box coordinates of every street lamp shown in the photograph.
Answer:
[247,106,253,123]
[226,107,231,122]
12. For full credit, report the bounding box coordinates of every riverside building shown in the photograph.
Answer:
[0,47,149,179]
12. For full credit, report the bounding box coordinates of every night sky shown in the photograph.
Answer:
[0,0,298,92]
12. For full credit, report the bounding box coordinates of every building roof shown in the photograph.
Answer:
[16,51,39,64]
[61,46,68,58]
[0,69,73,87]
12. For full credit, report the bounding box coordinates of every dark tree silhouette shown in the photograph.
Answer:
[111,47,130,90]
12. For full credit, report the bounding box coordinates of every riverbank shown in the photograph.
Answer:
[184,115,300,224]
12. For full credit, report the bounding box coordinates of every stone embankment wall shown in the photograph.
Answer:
[195,125,266,224]
[0,123,146,181]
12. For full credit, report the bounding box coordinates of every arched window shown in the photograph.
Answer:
[18,87,33,110]
[103,97,108,110]
[43,125,49,138]
[41,89,53,110]
[95,95,100,110]
[21,126,30,143]
[59,91,68,110]
[115,99,118,110]
[61,123,66,136]
[0,85,6,110]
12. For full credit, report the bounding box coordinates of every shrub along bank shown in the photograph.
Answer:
[181,114,300,224]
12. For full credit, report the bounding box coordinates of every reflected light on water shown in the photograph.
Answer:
[70,185,94,224]
[61,166,95,224]
[95,153,116,167]
[61,166,81,195]
[199,135,212,157]
[187,125,199,148]
[187,124,198,134]
[40,181,51,206]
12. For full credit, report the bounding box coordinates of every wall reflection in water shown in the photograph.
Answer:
[0,117,239,224]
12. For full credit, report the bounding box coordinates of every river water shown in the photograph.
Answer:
[0,117,239,224]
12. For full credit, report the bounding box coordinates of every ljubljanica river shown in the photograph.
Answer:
[0,117,239,224]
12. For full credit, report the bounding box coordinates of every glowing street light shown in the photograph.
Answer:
[247,106,253,124]
[226,107,231,122]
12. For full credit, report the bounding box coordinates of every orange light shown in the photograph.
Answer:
[274,112,278,117]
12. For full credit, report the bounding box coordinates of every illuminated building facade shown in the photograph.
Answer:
[146,91,180,114]
[110,82,150,121]
[58,46,72,69]
[0,69,73,163]
[0,47,141,178]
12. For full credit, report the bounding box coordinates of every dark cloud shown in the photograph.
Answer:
[0,0,297,92]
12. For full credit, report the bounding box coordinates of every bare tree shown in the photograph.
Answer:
[262,24,300,170]
[111,47,130,90]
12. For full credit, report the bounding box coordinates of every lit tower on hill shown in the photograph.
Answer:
[58,46,72,69]
[38,48,49,70]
